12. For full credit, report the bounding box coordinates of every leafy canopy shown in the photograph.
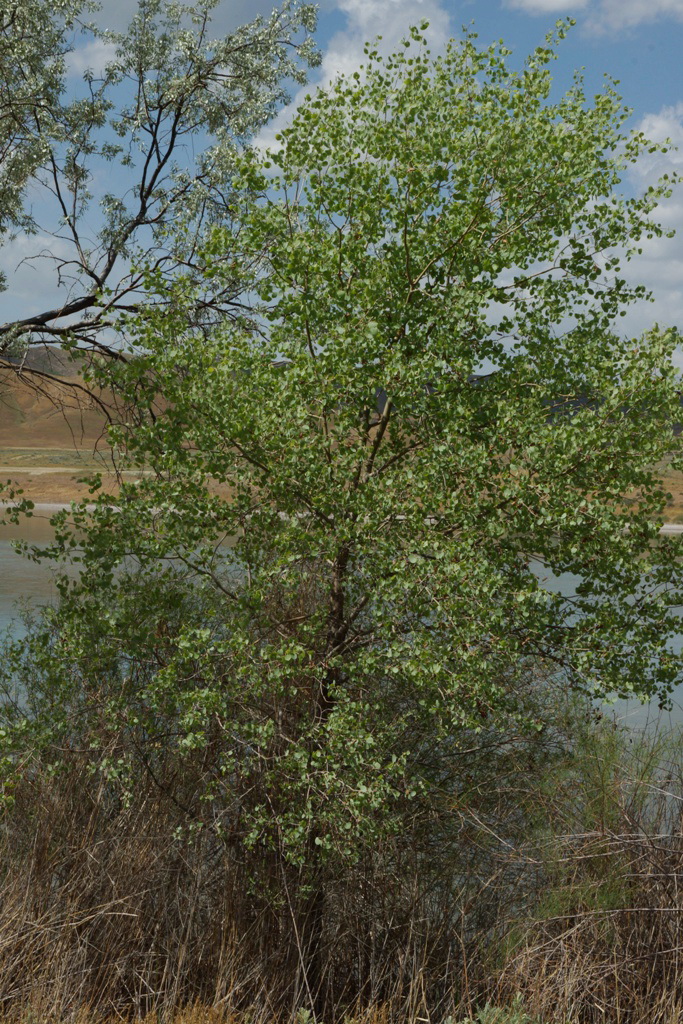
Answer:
[0,0,318,362]
[3,23,683,864]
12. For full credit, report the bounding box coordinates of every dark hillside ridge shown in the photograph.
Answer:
[3,345,85,378]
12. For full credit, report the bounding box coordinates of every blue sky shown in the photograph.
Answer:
[3,0,682,351]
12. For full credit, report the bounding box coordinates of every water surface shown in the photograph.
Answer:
[0,513,67,637]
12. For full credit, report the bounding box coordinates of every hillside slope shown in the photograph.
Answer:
[0,348,111,451]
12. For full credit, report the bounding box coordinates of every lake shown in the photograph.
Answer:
[2,509,682,730]
[0,511,68,637]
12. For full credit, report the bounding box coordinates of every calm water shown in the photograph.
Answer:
[0,514,68,637]
[2,514,682,730]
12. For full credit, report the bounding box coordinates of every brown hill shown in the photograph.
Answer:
[0,347,111,451]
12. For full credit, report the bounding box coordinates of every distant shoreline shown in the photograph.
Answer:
[3,502,683,535]
[0,502,96,515]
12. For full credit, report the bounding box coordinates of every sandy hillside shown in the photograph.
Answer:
[0,364,111,451]
[2,349,683,517]
[0,348,117,502]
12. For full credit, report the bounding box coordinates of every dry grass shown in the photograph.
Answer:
[660,468,683,521]
[0,681,571,1024]
[0,470,118,503]
[489,723,683,1024]
[0,1007,537,1024]
[1,712,683,1024]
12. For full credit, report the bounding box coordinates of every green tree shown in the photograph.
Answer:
[2,21,682,1011]
[0,0,317,365]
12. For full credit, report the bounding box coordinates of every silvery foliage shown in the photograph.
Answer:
[0,0,93,286]
[0,0,318,359]
[0,325,28,359]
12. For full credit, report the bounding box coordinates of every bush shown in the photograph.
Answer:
[0,597,581,1019]
[493,719,683,1024]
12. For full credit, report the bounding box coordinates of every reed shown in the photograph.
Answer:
[1,702,683,1023]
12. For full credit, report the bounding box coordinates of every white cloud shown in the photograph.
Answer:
[507,0,683,29]
[316,0,451,79]
[0,233,75,325]
[630,103,683,185]
[588,0,683,30]
[615,103,683,353]
[505,0,589,13]
[66,39,118,78]
[256,0,452,151]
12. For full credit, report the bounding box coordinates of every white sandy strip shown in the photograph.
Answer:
[658,524,683,535]
[0,467,144,476]
[0,502,96,515]
[2,503,683,536]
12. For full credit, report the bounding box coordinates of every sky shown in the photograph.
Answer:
[2,0,683,351]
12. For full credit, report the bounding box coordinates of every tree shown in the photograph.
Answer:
[0,0,93,306]
[1,21,682,1015]
[0,0,318,366]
